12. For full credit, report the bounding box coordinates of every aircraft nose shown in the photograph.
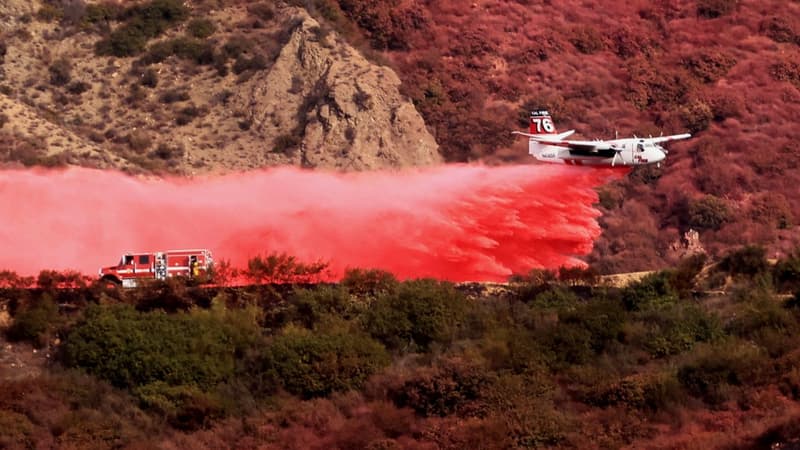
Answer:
[654,148,666,162]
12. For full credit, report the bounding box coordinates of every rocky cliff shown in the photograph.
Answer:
[0,1,441,174]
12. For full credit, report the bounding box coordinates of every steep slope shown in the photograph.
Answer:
[0,0,440,174]
[324,0,800,270]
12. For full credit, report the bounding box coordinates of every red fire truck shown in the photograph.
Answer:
[98,249,213,288]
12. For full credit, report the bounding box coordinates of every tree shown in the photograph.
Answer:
[245,252,329,284]
[62,304,260,389]
[364,279,466,352]
[250,327,389,398]
[687,195,730,230]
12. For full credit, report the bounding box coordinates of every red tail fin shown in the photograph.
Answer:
[530,110,558,135]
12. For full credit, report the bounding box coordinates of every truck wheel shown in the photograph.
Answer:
[100,275,122,288]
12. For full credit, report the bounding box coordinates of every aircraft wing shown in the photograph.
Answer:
[650,133,691,144]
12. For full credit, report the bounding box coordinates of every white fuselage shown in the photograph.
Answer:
[530,138,667,166]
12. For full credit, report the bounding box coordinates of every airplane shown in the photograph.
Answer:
[512,110,691,167]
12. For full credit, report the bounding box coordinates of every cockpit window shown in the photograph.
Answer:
[637,143,645,152]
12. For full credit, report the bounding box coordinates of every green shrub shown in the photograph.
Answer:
[687,195,730,230]
[719,245,769,277]
[232,54,268,74]
[49,57,73,86]
[341,268,399,298]
[222,35,254,59]
[97,26,149,57]
[187,18,216,38]
[6,295,58,347]
[84,2,125,26]
[544,300,626,365]
[36,4,63,22]
[287,285,359,328]
[667,253,707,298]
[727,298,799,356]
[245,252,329,283]
[677,342,765,405]
[622,271,679,311]
[134,382,224,430]
[139,37,215,65]
[390,359,494,417]
[640,304,723,357]
[530,285,580,309]
[510,268,557,301]
[248,3,275,21]
[130,278,191,312]
[252,327,389,398]
[558,266,599,286]
[587,372,684,411]
[62,303,261,389]
[95,0,189,57]
[176,105,201,125]
[364,279,467,352]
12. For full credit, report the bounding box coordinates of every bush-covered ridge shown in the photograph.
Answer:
[289,0,800,272]
[2,247,800,448]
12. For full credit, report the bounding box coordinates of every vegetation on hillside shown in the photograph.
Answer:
[2,247,800,448]
[290,0,800,272]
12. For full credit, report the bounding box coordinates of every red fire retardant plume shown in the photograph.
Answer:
[0,165,623,281]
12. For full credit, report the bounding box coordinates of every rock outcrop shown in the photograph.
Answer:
[232,10,441,170]
[0,2,441,174]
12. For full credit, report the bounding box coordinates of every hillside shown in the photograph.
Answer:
[1,0,799,269]
[1,251,800,448]
[0,0,441,174]
[317,0,800,271]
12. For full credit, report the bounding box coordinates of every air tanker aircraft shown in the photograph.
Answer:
[512,110,691,167]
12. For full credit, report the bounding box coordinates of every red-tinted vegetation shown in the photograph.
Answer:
[306,0,800,271]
